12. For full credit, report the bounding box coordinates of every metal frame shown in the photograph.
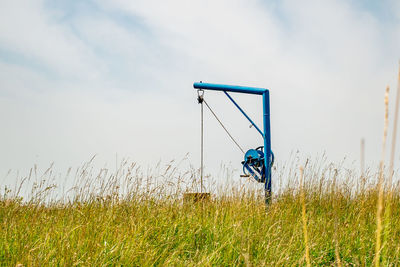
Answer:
[193,82,272,199]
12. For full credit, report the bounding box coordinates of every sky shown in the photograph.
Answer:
[1,0,400,188]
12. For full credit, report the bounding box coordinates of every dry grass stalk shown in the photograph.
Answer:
[382,62,400,263]
[388,62,400,185]
[374,86,390,266]
[332,169,342,267]
[299,166,311,267]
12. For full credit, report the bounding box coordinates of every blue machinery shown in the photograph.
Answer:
[193,82,274,202]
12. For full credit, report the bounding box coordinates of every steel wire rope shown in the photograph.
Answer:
[199,90,204,193]
[197,90,246,193]
[201,97,246,154]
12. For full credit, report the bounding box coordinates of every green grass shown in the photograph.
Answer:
[1,161,400,266]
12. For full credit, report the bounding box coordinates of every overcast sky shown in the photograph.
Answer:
[1,0,400,186]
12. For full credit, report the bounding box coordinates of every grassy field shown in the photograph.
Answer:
[1,160,400,266]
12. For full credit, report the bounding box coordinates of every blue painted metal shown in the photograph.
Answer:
[193,82,273,203]
[263,91,272,203]
[224,91,264,137]
[194,82,267,95]
[242,148,265,182]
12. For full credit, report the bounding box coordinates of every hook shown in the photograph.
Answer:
[197,89,204,104]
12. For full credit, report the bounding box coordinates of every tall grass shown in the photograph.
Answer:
[374,86,389,266]
[299,165,310,267]
[2,158,400,266]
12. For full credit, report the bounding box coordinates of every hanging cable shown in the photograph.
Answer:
[197,90,204,193]
[202,98,245,154]
[197,89,246,193]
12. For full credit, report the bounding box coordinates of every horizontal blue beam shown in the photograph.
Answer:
[194,82,268,95]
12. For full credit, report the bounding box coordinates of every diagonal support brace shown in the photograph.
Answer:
[224,91,264,138]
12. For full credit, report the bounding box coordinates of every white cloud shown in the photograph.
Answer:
[0,0,105,80]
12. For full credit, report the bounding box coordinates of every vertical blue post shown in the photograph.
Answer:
[263,91,271,203]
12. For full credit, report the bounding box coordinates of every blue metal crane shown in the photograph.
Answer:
[193,82,274,203]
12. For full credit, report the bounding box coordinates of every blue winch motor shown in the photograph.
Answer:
[242,146,274,183]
